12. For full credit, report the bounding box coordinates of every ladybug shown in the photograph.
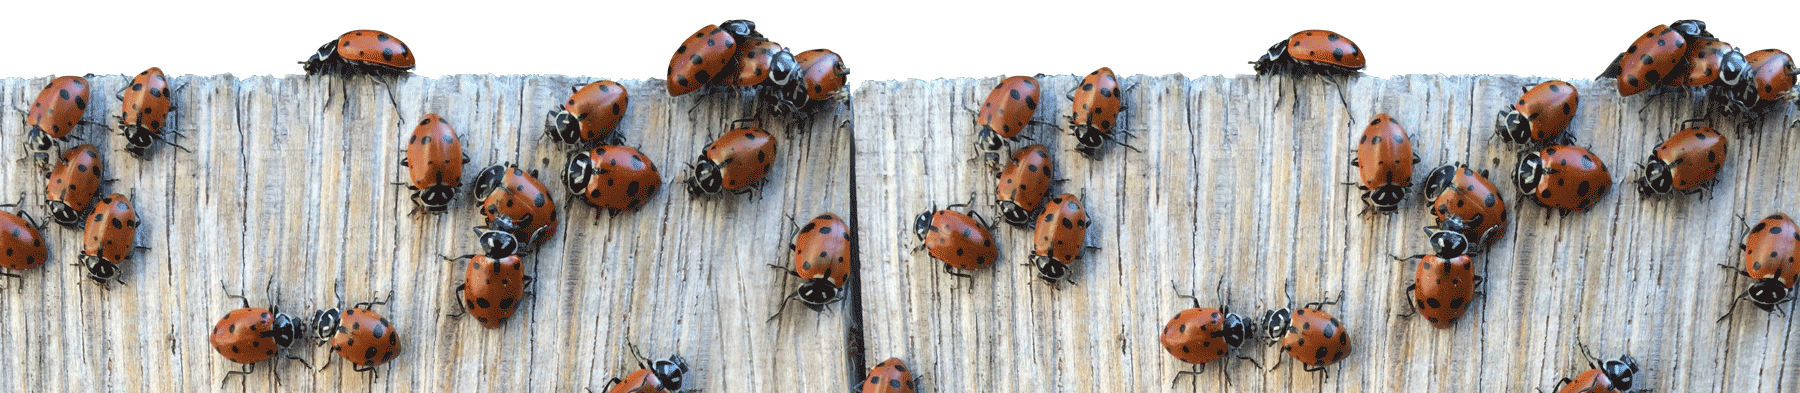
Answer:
[1635,123,1726,197]
[45,144,105,228]
[311,292,401,372]
[1160,282,1258,386]
[1251,30,1365,76]
[116,67,186,158]
[974,75,1042,166]
[564,145,663,215]
[1720,213,1799,318]
[912,203,998,277]
[400,114,468,214]
[1395,219,1483,329]
[858,357,917,393]
[1066,67,1130,159]
[545,80,631,147]
[446,251,532,329]
[1516,145,1613,213]
[1420,164,1509,250]
[0,208,49,277]
[1349,114,1418,213]
[1666,39,1749,88]
[994,144,1056,228]
[1729,49,1796,113]
[666,22,744,96]
[23,75,92,166]
[790,49,849,106]
[472,164,558,250]
[685,125,777,197]
[81,194,141,288]
[1261,293,1351,373]
[1549,345,1643,393]
[717,39,797,88]
[1599,22,1701,96]
[1030,194,1090,288]
[300,29,415,76]
[211,282,308,386]
[604,349,690,393]
[1494,80,1580,145]
[770,213,851,319]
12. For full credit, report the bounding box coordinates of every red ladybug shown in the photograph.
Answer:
[771,213,850,319]
[23,75,91,166]
[1599,21,1706,96]
[1395,220,1482,329]
[685,125,777,197]
[777,48,850,114]
[994,144,1055,228]
[301,30,415,76]
[1420,164,1509,250]
[1720,213,1799,318]
[912,203,999,277]
[1262,293,1351,373]
[1729,49,1796,113]
[858,357,917,393]
[1160,282,1258,386]
[211,282,308,386]
[0,208,49,277]
[1066,67,1131,159]
[564,145,663,215]
[312,292,401,372]
[1666,39,1749,88]
[717,39,798,88]
[81,194,141,289]
[45,144,105,228]
[1549,345,1643,393]
[1251,30,1366,76]
[1494,80,1579,145]
[446,251,531,329]
[1349,114,1417,213]
[604,349,690,393]
[1030,194,1090,288]
[472,164,558,249]
[400,114,468,214]
[546,80,630,147]
[1635,123,1726,197]
[116,67,186,158]
[666,21,754,96]
[1516,145,1613,213]
[974,75,1043,166]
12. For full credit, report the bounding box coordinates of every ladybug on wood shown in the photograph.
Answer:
[1666,39,1749,89]
[312,291,402,373]
[1599,20,1710,96]
[785,49,850,113]
[1726,49,1797,115]
[857,357,919,393]
[1719,213,1799,320]
[1547,344,1644,393]
[23,75,92,168]
[116,67,188,158]
[1160,280,1259,387]
[0,207,49,281]
[1029,194,1092,288]
[1494,80,1579,145]
[1420,164,1509,251]
[81,193,143,289]
[472,163,558,250]
[1348,114,1418,214]
[399,114,468,214]
[1394,218,1483,329]
[443,250,532,329]
[716,39,798,89]
[769,213,851,321]
[301,30,415,76]
[974,75,1043,167]
[1252,30,1365,77]
[666,20,760,96]
[1635,121,1726,198]
[211,281,309,387]
[994,144,1056,228]
[912,200,999,277]
[564,145,663,216]
[1066,67,1137,159]
[1515,145,1613,214]
[602,346,690,393]
[45,144,106,228]
[545,80,630,148]
[684,123,777,198]
[1262,292,1352,375]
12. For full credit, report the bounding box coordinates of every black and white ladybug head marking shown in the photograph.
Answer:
[996,201,1032,227]
[1636,158,1673,196]
[1670,19,1709,39]
[719,19,759,40]
[84,257,119,286]
[1260,41,1289,64]
[546,108,581,144]
[1367,184,1407,212]
[471,164,508,202]
[1259,308,1292,347]
[1717,48,1750,88]
[1495,107,1530,144]
[1419,164,1457,203]
[416,184,457,212]
[309,308,342,347]
[562,152,593,196]
[312,41,338,63]
[1601,355,1641,391]
[24,128,56,156]
[1073,126,1106,157]
[651,356,690,391]
[767,48,799,87]
[911,210,935,241]
[475,220,522,258]
[270,310,305,348]
[1426,224,1472,258]
[1032,255,1070,285]
[1747,278,1790,311]
[47,201,82,227]
[1513,151,1546,196]
[122,128,156,156]
[684,159,723,196]
[1219,309,1254,348]
[797,278,839,311]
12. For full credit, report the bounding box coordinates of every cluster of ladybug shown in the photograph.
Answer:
[1598,19,1797,117]
[665,19,850,117]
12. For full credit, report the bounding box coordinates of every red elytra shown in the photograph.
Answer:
[605,355,689,393]
[1421,164,1509,249]
[1608,25,1687,96]
[1495,80,1579,144]
[24,76,91,163]
[209,307,284,364]
[1159,284,1255,375]
[1350,114,1416,213]
[457,254,531,329]
[1067,67,1123,158]
[782,213,850,312]
[1667,39,1736,87]
[1405,254,1479,329]
[794,49,849,101]
[995,144,1055,227]
[1516,145,1612,212]
[0,209,48,272]
[860,358,917,393]
[546,80,630,146]
[1030,194,1089,288]
[302,30,415,76]
[564,145,663,214]
[1252,30,1365,76]
[116,67,177,157]
[974,75,1042,165]
[1263,300,1352,372]
[474,165,558,248]
[314,304,401,371]
[401,114,467,214]
[45,144,104,228]
[718,39,789,87]
[666,24,736,96]
[684,126,777,197]
[1636,125,1726,196]
[1744,49,1796,102]
[912,205,999,276]
[80,194,140,288]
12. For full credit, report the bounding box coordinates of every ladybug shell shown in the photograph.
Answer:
[334,30,415,69]
[1511,81,1580,143]
[977,76,1042,140]
[607,369,664,393]
[82,194,139,264]
[792,213,850,289]
[1279,307,1351,368]
[1523,145,1612,212]
[1159,307,1233,365]
[210,307,280,364]
[1745,49,1796,102]
[0,210,49,271]
[699,126,777,192]
[1031,194,1088,264]
[1410,254,1476,329]
[462,254,527,329]
[573,145,663,212]
[860,357,916,393]
[328,307,400,367]
[1613,25,1687,96]
[995,144,1055,227]
[1668,40,1735,86]
[924,209,998,271]
[1285,30,1366,68]
[1068,67,1122,148]
[795,49,849,101]
[560,80,630,144]
[117,67,173,149]
[1425,166,1509,247]
[1353,114,1413,210]
[1556,369,1614,393]
[46,144,104,227]
[1645,126,1726,192]
[26,76,91,140]
[721,39,783,87]
[404,115,464,206]
[666,24,736,96]
[479,167,558,247]
[1741,214,1799,288]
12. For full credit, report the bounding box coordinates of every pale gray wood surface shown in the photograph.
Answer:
[852,74,1800,392]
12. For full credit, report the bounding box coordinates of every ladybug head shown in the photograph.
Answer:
[1072,126,1106,155]
[1031,255,1070,287]
[1425,219,1473,258]
[797,278,840,311]
[1601,355,1641,391]
[1670,19,1709,39]
[24,128,55,154]
[309,308,342,347]
[719,20,759,40]
[767,48,799,87]
[122,128,155,156]
[684,159,723,196]
[471,164,508,202]
[997,201,1033,228]
[47,202,82,228]
[1367,185,1407,212]
[1259,308,1291,347]
[1636,158,1673,196]
[311,41,338,63]
[1419,165,1457,203]
[545,108,580,144]
[912,210,935,241]
[475,220,522,258]
[1513,151,1546,196]
[973,128,1007,159]
[651,356,689,391]
[1494,107,1530,144]
[269,311,304,348]
[1746,278,1791,311]
[562,152,593,196]
[83,257,119,286]
[1257,41,1288,65]
[1219,310,1254,348]
[1718,48,1750,88]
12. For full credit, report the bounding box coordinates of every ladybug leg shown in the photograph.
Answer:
[446,283,468,318]
[1169,363,1205,388]
[941,264,972,279]
[1169,280,1202,309]
[1395,283,1419,318]
[221,362,255,388]
[220,280,251,309]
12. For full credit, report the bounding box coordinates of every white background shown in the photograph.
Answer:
[1,0,1792,82]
